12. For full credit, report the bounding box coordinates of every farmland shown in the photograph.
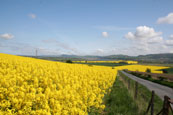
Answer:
[1,0,173,114]
[0,53,117,114]
[0,53,172,114]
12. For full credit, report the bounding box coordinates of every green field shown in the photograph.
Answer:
[162,67,173,74]
[75,62,129,67]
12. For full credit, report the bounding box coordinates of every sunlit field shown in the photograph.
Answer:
[1,0,173,114]
[116,65,169,73]
[0,53,117,114]
[0,53,171,114]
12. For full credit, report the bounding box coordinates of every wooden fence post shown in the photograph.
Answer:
[162,96,170,115]
[151,91,155,115]
[146,90,155,115]
[134,81,138,99]
[157,96,172,115]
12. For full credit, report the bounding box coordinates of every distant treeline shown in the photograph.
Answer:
[21,53,173,64]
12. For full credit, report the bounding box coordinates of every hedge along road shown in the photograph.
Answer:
[120,71,173,101]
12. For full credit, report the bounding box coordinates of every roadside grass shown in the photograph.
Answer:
[128,71,173,88]
[138,63,173,68]
[119,71,163,114]
[103,76,139,115]
[147,77,173,88]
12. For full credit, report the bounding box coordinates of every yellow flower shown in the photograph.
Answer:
[0,53,118,114]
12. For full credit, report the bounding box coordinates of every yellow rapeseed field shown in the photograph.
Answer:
[0,53,169,114]
[116,65,169,73]
[0,53,117,115]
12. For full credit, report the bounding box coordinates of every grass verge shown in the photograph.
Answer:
[103,76,139,115]
[128,71,173,88]
[119,71,163,115]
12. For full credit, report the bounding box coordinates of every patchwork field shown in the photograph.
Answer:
[0,53,170,114]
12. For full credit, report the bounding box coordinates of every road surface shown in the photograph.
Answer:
[120,71,173,101]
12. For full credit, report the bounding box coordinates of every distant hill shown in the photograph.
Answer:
[101,55,135,60]
[101,53,173,63]
[26,53,173,64]
[136,53,173,63]
[137,53,173,59]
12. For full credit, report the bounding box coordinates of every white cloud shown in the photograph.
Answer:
[157,13,173,24]
[102,32,109,38]
[96,49,104,53]
[165,40,173,46]
[164,34,173,46]
[125,26,163,43]
[28,13,36,19]
[125,32,135,40]
[123,26,173,55]
[169,34,173,39]
[0,33,14,39]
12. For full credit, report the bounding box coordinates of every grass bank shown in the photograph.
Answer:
[127,71,173,88]
[103,76,139,115]
[119,71,163,114]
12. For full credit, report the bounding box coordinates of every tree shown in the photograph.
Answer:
[119,61,128,65]
[146,68,151,73]
[66,60,73,63]
[162,69,168,74]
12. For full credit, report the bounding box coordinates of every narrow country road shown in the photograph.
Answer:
[120,71,173,101]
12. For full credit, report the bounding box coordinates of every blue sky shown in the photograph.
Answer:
[0,0,173,56]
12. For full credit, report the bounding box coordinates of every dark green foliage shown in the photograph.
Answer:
[159,68,173,74]
[146,68,151,73]
[158,76,165,81]
[162,69,168,73]
[66,60,73,63]
[118,61,128,64]
[147,74,151,79]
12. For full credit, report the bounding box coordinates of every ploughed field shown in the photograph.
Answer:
[0,53,169,114]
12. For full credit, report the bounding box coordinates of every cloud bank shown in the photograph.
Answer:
[125,26,163,43]
[0,33,14,39]
[157,12,173,24]
[123,26,173,55]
